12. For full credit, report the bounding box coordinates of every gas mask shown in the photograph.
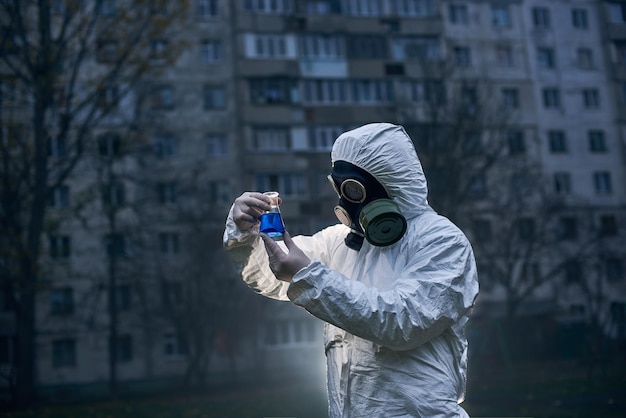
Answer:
[328,161,407,251]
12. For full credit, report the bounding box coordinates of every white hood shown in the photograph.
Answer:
[331,123,430,220]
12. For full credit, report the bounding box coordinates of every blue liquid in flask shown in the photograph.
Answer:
[260,212,285,238]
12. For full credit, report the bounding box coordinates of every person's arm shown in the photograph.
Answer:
[223,191,294,300]
[223,205,291,300]
[286,222,479,351]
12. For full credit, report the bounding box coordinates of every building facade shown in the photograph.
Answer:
[1,0,625,400]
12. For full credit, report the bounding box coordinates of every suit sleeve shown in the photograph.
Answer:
[286,221,479,351]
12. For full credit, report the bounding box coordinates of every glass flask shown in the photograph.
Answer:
[259,191,285,240]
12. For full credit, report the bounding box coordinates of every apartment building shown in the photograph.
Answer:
[1,0,625,398]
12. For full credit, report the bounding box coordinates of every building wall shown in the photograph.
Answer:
[2,0,623,393]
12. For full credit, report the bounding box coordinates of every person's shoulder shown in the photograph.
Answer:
[407,212,470,246]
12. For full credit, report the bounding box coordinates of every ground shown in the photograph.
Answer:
[2,358,625,417]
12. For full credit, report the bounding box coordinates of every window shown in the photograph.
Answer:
[249,78,299,105]
[156,182,178,204]
[243,0,294,14]
[114,285,131,311]
[605,258,624,282]
[583,88,600,109]
[208,181,231,205]
[610,303,626,336]
[449,4,468,24]
[305,0,333,14]
[299,34,345,59]
[554,172,572,195]
[302,79,393,105]
[599,215,618,237]
[52,338,76,368]
[200,40,221,63]
[507,130,525,155]
[48,136,67,158]
[49,235,71,259]
[341,0,382,16]
[154,134,176,158]
[310,126,342,151]
[557,216,578,240]
[615,41,626,65]
[252,34,289,58]
[502,88,519,109]
[158,232,180,254]
[608,2,626,23]
[495,45,514,66]
[105,233,126,257]
[255,174,308,198]
[532,7,551,29]
[207,134,228,157]
[161,282,183,307]
[400,80,445,105]
[49,185,70,209]
[253,127,290,151]
[50,288,74,315]
[542,88,561,109]
[96,84,119,110]
[391,36,440,61]
[589,130,607,153]
[564,260,581,284]
[537,47,555,69]
[301,79,336,105]
[101,182,125,208]
[517,217,535,241]
[577,48,594,69]
[351,79,394,104]
[197,0,219,18]
[594,172,612,195]
[151,85,174,110]
[98,132,121,157]
[572,8,588,29]
[163,333,187,358]
[347,35,388,59]
[548,130,567,153]
[453,46,471,67]
[460,87,477,115]
[149,39,167,62]
[472,219,492,242]
[111,334,133,363]
[492,5,511,28]
[204,86,225,109]
[389,0,435,17]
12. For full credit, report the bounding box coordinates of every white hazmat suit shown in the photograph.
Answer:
[224,123,479,417]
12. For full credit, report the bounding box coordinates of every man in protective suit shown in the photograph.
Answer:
[223,123,479,417]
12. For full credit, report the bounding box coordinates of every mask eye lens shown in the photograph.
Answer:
[340,179,366,203]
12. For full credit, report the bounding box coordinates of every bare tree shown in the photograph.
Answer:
[393,58,511,223]
[0,0,187,406]
[138,165,253,390]
[389,55,618,364]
